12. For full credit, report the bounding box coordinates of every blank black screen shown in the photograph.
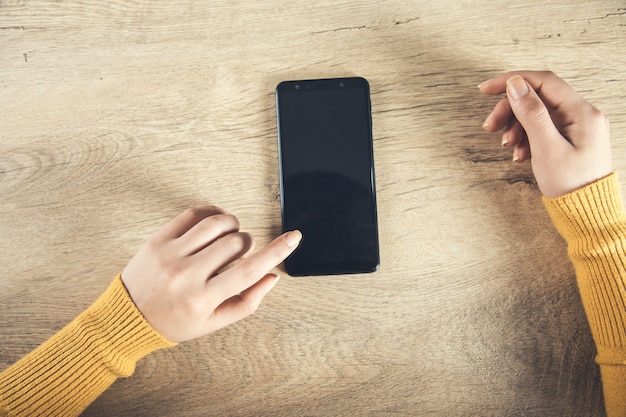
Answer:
[276,77,379,276]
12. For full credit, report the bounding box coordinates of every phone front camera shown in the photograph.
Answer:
[339,82,344,87]
[295,85,300,90]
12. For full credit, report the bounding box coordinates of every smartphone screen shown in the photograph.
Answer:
[275,77,380,276]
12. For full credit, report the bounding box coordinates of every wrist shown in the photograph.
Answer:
[75,274,178,375]
[543,173,624,245]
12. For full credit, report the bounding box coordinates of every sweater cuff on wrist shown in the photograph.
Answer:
[0,275,176,416]
[79,273,177,377]
[542,173,626,247]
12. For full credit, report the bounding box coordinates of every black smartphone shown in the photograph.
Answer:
[275,77,380,276]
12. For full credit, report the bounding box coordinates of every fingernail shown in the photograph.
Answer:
[478,78,493,90]
[286,230,302,247]
[506,76,529,101]
[482,113,492,129]
[501,135,509,146]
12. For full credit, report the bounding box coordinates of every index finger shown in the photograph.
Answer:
[479,70,587,112]
[206,230,302,301]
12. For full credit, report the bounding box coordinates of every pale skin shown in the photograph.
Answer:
[479,70,613,198]
[122,206,302,342]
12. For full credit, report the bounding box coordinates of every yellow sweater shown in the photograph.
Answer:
[0,275,176,416]
[543,173,626,417]
[1,174,625,416]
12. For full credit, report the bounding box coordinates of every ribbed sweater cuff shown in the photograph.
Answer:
[0,274,176,417]
[542,173,626,353]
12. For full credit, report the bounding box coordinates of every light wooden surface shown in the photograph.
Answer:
[1,1,625,416]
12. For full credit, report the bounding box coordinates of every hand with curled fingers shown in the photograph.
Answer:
[121,206,302,342]
[479,70,613,198]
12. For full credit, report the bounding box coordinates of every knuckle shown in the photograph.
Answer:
[239,261,262,280]
[523,100,549,122]
[160,258,186,283]
[542,70,556,79]
[186,206,203,216]
[270,243,287,262]
[589,106,606,122]
[534,70,557,84]
[144,240,177,271]
[199,213,239,233]
[241,298,260,317]
[143,237,161,254]
[583,105,609,131]
[184,206,228,221]
[182,206,203,222]
[179,295,206,317]
[195,204,222,213]
[255,242,287,268]
[224,214,240,229]
[197,215,220,232]
[223,232,253,253]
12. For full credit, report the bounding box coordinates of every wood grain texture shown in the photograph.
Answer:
[1,1,625,416]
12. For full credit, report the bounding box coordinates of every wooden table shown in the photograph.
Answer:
[1,1,625,416]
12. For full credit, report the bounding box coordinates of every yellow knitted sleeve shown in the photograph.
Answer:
[543,173,626,417]
[0,274,176,417]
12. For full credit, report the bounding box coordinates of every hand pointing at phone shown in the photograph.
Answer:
[122,206,303,342]
[0,206,302,416]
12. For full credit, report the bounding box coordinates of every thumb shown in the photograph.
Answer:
[506,75,563,152]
